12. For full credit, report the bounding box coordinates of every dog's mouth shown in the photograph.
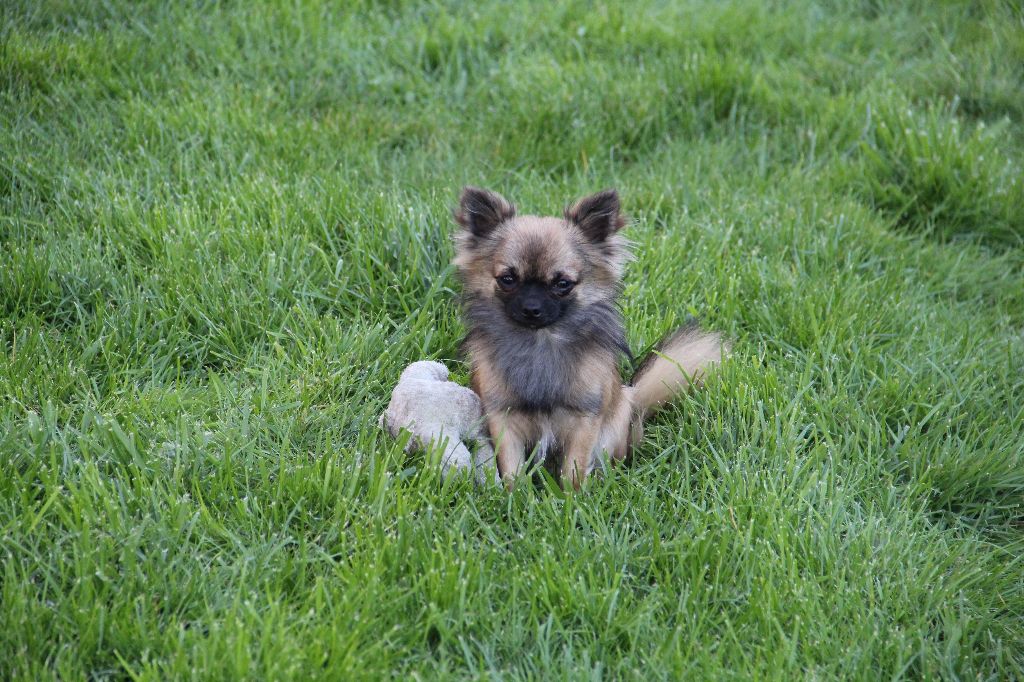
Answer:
[502,298,565,330]
[513,318,552,330]
[506,310,561,329]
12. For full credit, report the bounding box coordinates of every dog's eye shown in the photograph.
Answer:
[497,273,518,289]
[552,278,575,294]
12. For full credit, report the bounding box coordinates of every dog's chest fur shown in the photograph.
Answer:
[465,298,629,414]
[491,327,599,412]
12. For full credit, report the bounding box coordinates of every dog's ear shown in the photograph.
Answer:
[454,186,515,238]
[566,189,626,243]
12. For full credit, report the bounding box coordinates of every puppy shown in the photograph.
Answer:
[453,186,726,488]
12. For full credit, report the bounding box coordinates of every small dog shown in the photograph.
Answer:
[453,186,727,488]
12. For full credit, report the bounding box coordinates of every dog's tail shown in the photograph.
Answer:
[630,320,728,416]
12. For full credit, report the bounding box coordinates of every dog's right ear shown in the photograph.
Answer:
[454,186,515,238]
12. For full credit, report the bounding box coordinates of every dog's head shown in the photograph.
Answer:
[452,187,631,330]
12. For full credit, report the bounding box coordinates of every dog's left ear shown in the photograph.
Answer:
[566,189,626,242]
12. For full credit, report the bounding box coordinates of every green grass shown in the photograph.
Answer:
[3,0,1024,678]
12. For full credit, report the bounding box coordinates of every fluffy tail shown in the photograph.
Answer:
[631,321,728,415]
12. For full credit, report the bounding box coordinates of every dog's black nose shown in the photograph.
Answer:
[522,302,542,318]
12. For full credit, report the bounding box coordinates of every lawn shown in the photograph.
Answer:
[2,0,1024,678]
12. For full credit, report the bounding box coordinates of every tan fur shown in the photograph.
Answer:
[453,187,727,489]
[472,346,624,489]
[632,327,729,415]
